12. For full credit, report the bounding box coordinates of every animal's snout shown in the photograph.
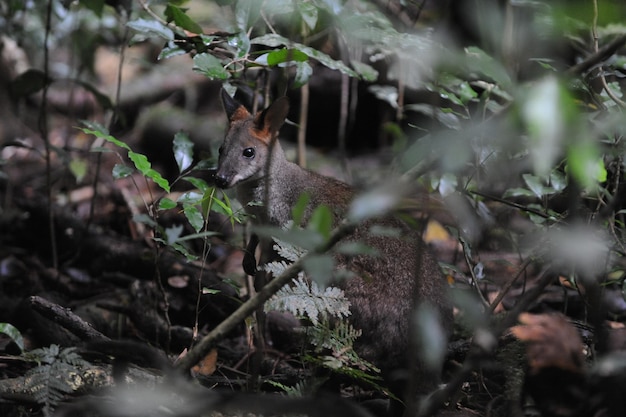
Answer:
[214,172,230,189]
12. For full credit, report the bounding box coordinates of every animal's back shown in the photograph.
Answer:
[298,171,451,376]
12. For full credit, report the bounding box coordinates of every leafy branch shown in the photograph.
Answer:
[175,220,357,372]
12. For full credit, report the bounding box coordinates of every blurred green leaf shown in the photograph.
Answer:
[165,224,184,244]
[308,205,333,240]
[193,53,230,80]
[183,176,211,192]
[294,61,313,88]
[79,0,104,16]
[292,192,311,226]
[266,48,308,66]
[297,1,318,29]
[349,185,403,222]
[165,4,203,34]
[173,132,194,173]
[178,190,203,205]
[69,158,88,183]
[159,197,177,210]
[127,18,174,40]
[303,254,335,287]
[112,164,134,180]
[567,142,607,190]
[252,34,359,78]
[0,323,24,352]
[235,0,261,31]
[183,203,204,233]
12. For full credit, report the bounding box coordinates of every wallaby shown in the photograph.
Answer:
[214,90,452,415]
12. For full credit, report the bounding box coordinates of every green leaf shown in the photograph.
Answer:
[158,197,177,210]
[133,213,158,228]
[349,185,404,222]
[254,225,324,251]
[0,323,24,351]
[566,143,607,190]
[297,1,318,29]
[159,41,188,60]
[502,187,536,199]
[127,18,175,40]
[112,164,133,179]
[292,192,311,226]
[164,4,203,34]
[193,53,230,80]
[228,32,251,59]
[183,203,204,232]
[464,46,513,92]
[79,0,105,16]
[183,176,211,192]
[522,173,547,198]
[173,132,194,173]
[251,34,359,78]
[414,303,447,372]
[302,254,335,287]
[177,190,203,205]
[165,224,184,244]
[265,48,308,66]
[294,61,313,88]
[170,242,199,261]
[350,61,378,82]
[128,151,171,192]
[69,157,88,183]
[210,190,236,220]
[522,76,573,177]
[176,230,221,242]
[308,205,333,240]
[79,123,130,150]
[234,0,261,31]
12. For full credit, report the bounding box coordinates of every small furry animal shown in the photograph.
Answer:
[214,90,452,413]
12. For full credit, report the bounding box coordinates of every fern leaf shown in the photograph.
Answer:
[22,345,90,416]
[265,276,350,325]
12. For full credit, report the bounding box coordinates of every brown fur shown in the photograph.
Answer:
[215,90,452,411]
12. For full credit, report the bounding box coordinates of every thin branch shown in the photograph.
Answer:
[175,221,356,372]
[590,0,626,108]
[297,82,309,168]
[566,33,626,76]
[39,0,58,271]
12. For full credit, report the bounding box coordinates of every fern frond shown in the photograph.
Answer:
[265,276,351,325]
[273,237,307,262]
[22,345,90,416]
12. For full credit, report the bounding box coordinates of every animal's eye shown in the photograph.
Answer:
[242,148,255,158]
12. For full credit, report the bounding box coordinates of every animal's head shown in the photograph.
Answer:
[214,90,290,189]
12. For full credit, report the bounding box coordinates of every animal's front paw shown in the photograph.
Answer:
[243,252,258,276]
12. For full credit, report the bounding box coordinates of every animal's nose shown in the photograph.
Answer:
[214,172,229,189]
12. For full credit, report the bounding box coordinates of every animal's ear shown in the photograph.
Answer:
[221,89,250,122]
[254,97,290,140]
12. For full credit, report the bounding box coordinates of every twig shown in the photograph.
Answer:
[297,82,309,167]
[175,221,356,372]
[487,257,533,314]
[566,33,626,76]
[39,0,58,271]
[469,190,557,221]
[590,0,626,108]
